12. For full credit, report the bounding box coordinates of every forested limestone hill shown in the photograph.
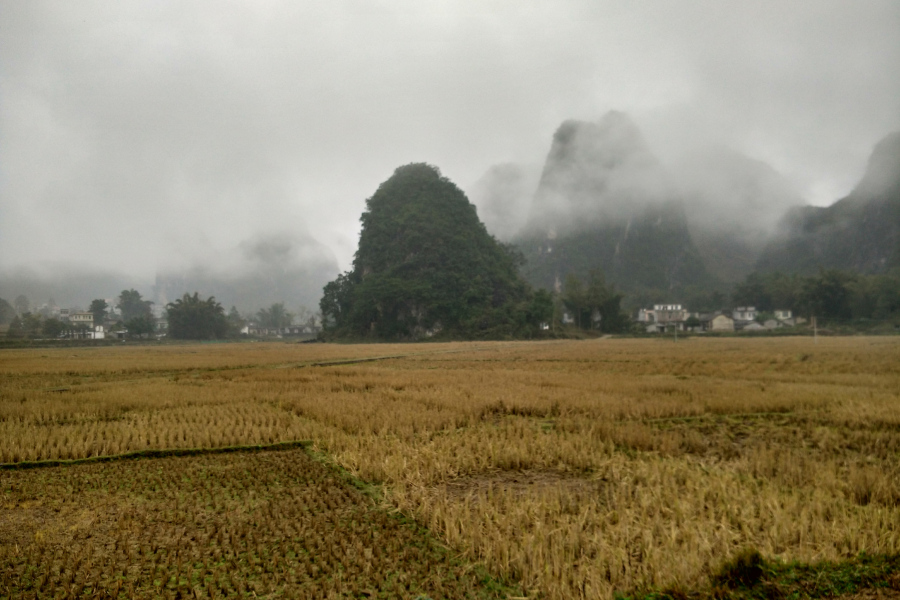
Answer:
[320,164,549,339]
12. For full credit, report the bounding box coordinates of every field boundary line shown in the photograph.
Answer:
[0,439,312,471]
[291,342,529,369]
[642,411,797,424]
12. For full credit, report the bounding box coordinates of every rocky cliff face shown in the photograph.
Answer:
[757,132,900,274]
[515,112,710,298]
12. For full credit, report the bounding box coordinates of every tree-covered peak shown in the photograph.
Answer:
[322,163,551,339]
[353,163,489,277]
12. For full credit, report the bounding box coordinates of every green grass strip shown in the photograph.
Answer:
[0,439,312,471]
[621,550,900,600]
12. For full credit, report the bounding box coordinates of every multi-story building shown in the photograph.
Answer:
[69,311,94,325]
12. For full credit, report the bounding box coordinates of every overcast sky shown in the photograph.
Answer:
[2,0,899,280]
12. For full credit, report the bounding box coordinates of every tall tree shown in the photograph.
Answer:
[125,315,156,338]
[257,303,293,328]
[562,274,588,328]
[117,289,154,322]
[166,293,228,339]
[42,318,66,338]
[89,299,108,325]
[798,270,854,322]
[563,269,629,332]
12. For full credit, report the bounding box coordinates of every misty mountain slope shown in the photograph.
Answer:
[515,111,711,297]
[467,163,540,241]
[674,148,805,283]
[153,232,339,313]
[320,163,535,339]
[757,132,900,274]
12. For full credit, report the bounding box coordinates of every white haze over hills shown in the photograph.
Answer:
[468,164,541,242]
[1,1,898,312]
[468,111,807,283]
[153,231,338,314]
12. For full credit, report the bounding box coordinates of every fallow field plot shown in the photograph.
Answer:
[0,448,518,599]
[2,337,900,599]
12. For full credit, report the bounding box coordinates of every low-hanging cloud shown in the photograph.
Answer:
[1,0,898,306]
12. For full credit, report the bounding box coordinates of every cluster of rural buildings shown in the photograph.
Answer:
[28,302,170,339]
[21,299,322,340]
[239,324,319,337]
[635,305,804,333]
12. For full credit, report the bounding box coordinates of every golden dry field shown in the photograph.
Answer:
[2,337,900,599]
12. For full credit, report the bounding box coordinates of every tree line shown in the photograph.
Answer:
[2,289,317,341]
[732,269,900,323]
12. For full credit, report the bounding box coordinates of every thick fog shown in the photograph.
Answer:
[1,1,898,308]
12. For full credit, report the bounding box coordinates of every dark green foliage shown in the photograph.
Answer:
[117,289,153,322]
[321,164,542,339]
[633,552,900,600]
[712,548,764,589]
[125,314,156,338]
[41,317,66,338]
[166,293,228,339]
[733,269,900,323]
[560,269,630,333]
[89,298,108,325]
[527,289,555,327]
[680,287,728,314]
[732,272,802,312]
[798,270,854,321]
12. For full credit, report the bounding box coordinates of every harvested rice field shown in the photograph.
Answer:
[2,337,900,599]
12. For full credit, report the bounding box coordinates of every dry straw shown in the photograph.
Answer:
[2,337,899,598]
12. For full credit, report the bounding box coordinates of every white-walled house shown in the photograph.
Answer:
[732,306,758,322]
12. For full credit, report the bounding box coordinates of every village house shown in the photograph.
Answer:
[241,324,316,337]
[700,313,735,331]
[732,306,758,322]
[637,304,688,333]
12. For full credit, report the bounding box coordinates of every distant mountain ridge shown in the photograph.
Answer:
[757,132,900,274]
[514,112,711,299]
